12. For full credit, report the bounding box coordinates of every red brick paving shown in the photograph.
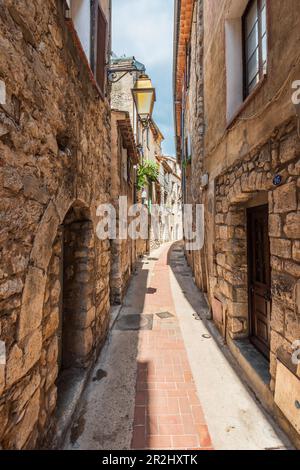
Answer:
[131,245,213,450]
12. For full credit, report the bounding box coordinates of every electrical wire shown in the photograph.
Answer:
[237,53,300,121]
[205,52,300,159]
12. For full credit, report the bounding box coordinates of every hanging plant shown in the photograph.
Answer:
[136,160,159,191]
[182,155,192,170]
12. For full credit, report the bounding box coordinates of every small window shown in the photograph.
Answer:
[242,0,267,98]
[95,5,107,93]
[185,42,191,90]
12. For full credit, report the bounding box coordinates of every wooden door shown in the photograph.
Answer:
[247,205,271,359]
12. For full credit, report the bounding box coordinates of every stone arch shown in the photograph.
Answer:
[213,132,300,404]
[58,201,96,372]
[17,194,90,343]
[7,195,96,443]
[38,198,97,446]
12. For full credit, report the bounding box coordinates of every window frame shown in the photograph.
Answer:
[242,0,267,99]
[90,0,108,96]
[185,41,192,91]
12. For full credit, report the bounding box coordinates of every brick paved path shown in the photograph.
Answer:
[131,245,213,450]
[64,242,290,450]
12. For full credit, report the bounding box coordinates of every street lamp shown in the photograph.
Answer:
[132,74,156,127]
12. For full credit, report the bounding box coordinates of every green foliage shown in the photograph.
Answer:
[136,160,159,191]
[182,155,191,170]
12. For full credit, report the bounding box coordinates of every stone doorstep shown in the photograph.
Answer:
[202,319,295,449]
[227,337,272,405]
[227,338,299,449]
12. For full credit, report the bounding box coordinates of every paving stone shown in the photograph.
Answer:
[131,245,212,450]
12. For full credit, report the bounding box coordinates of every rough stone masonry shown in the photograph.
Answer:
[0,0,111,449]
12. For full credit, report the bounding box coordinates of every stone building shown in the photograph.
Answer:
[110,56,166,256]
[156,156,182,244]
[110,109,139,304]
[174,0,300,446]
[0,0,112,449]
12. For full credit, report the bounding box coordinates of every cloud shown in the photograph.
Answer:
[112,0,175,156]
[112,0,174,67]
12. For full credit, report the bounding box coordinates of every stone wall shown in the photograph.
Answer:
[175,0,300,445]
[214,122,300,363]
[181,0,207,292]
[0,0,111,449]
[110,111,137,304]
[111,69,137,126]
[212,120,300,444]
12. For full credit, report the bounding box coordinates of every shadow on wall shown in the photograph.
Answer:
[166,241,292,448]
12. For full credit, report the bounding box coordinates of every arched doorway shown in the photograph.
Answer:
[53,202,96,443]
[58,204,95,372]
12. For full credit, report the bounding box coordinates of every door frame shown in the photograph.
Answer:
[247,204,271,360]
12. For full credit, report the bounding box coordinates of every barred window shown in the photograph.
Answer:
[242,0,267,98]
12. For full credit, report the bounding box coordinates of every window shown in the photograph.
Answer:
[185,41,191,90]
[94,4,108,94]
[242,0,267,98]
[121,147,127,182]
[69,0,92,64]
[67,1,108,96]
[185,135,191,162]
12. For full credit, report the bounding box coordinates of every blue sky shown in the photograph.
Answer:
[112,0,175,156]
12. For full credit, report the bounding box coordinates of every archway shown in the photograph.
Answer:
[57,203,95,376]
[50,202,96,445]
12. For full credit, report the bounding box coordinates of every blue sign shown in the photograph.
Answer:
[273,175,282,186]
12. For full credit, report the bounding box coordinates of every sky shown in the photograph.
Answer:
[112,0,175,156]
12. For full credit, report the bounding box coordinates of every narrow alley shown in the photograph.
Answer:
[0,0,299,457]
[63,243,291,450]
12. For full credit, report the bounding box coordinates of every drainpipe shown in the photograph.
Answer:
[173,0,181,160]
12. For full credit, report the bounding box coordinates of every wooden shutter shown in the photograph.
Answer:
[96,5,107,93]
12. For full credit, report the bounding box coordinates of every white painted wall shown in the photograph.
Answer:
[225,0,249,122]
[225,19,243,122]
[71,0,91,64]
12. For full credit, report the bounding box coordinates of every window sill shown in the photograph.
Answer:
[226,74,267,130]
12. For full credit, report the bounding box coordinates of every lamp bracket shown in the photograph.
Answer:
[107,60,146,83]
[139,117,151,129]
[108,70,137,83]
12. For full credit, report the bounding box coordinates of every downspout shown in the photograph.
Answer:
[173,0,181,161]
